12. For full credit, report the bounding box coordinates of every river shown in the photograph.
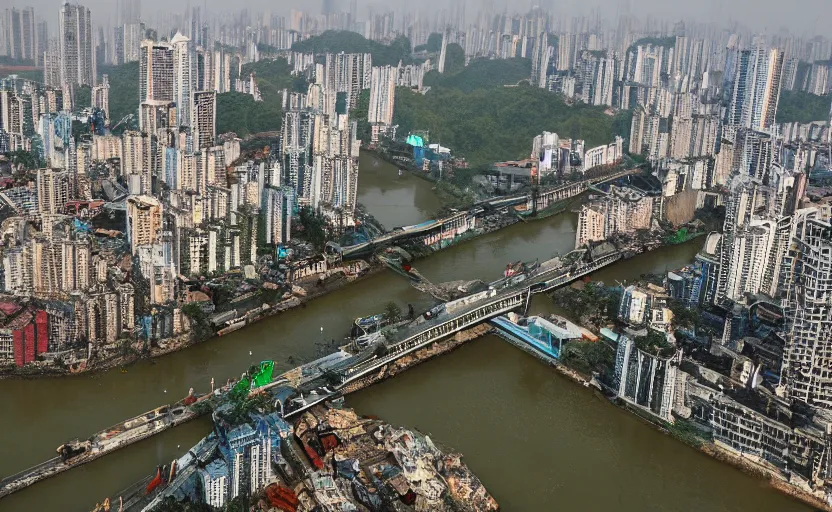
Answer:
[0,152,810,511]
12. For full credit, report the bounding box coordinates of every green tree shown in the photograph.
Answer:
[667,299,702,331]
[443,43,466,74]
[216,92,283,137]
[634,330,673,356]
[383,301,402,322]
[182,303,214,342]
[98,62,140,124]
[776,90,832,124]
[74,85,92,110]
[419,33,443,53]
[297,206,331,252]
[8,149,43,170]
[560,340,614,376]
[423,58,531,92]
[349,89,371,141]
[292,31,413,66]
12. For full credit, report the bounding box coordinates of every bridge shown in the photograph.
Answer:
[340,169,640,259]
[284,286,531,418]
[284,248,625,418]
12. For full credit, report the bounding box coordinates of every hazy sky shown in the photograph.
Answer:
[11,0,832,36]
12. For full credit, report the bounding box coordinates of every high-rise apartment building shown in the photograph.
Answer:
[263,187,293,245]
[36,169,69,215]
[122,22,145,63]
[322,52,371,111]
[193,90,216,149]
[92,74,109,118]
[126,195,162,253]
[35,19,47,67]
[59,3,95,86]
[730,45,783,131]
[367,65,395,142]
[5,8,37,63]
[139,39,173,102]
[171,32,192,127]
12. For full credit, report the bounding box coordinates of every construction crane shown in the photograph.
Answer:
[110,113,135,132]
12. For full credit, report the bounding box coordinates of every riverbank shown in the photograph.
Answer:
[494,311,830,512]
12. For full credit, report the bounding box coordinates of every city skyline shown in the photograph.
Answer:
[2,0,831,38]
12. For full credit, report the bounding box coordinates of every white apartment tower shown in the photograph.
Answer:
[92,74,110,118]
[5,8,37,63]
[171,32,193,127]
[368,66,396,126]
[126,195,162,254]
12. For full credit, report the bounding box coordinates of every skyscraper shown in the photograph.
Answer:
[59,3,95,86]
[92,74,109,118]
[730,45,783,131]
[171,32,192,127]
[368,65,395,142]
[193,90,216,149]
[126,195,162,254]
[263,187,293,245]
[139,39,173,102]
[5,8,37,63]
[122,22,145,63]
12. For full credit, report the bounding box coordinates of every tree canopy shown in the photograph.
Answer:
[292,31,413,66]
[240,57,308,99]
[628,36,676,52]
[777,90,832,124]
[216,92,282,137]
[349,89,371,142]
[443,43,466,75]
[414,33,443,53]
[74,85,92,111]
[394,84,619,167]
[423,58,532,92]
[99,62,140,123]
[0,68,42,82]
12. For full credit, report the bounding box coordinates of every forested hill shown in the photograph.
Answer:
[777,90,832,124]
[394,84,628,168]
[291,30,414,66]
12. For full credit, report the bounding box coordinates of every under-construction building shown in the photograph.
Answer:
[780,208,832,409]
[613,335,681,422]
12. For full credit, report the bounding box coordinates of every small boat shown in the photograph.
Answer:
[145,466,163,494]
[398,169,404,177]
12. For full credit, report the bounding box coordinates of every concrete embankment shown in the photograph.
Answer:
[339,323,493,395]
